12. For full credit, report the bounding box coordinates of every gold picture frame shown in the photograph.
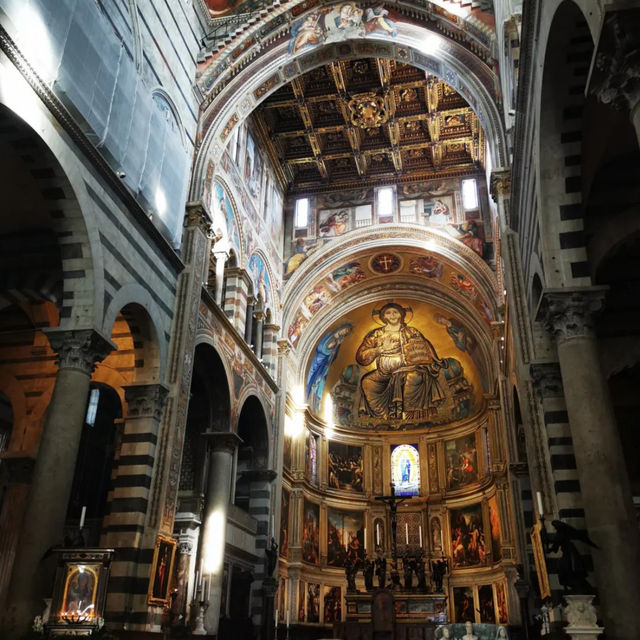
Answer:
[148,534,177,606]
[530,520,551,600]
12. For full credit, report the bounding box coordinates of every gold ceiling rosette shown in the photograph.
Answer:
[348,91,389,129]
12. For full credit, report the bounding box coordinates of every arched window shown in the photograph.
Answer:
[390,444,420,496]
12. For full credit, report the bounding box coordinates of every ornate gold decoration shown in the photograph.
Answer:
[348,91,389,129]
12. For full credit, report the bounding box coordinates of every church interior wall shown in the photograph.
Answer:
[0,0,638,637]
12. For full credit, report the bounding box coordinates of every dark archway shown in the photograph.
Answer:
[234,396,269,512]
[66,383,122,545]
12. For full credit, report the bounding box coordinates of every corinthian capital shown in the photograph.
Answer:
[45,328,115,375]
[540,288,607,343]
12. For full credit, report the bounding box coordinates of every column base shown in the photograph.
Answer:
[564,595,604,640]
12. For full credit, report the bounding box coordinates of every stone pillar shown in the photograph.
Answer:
[253,310,265,359]
[262,324,279,377]
[224,268,252,333]
[102,382,169,626]
[244,297,256,345]
[541,287,640,639]
[4,329,114,635]
[201,431,242,635]
[213,250,229,307]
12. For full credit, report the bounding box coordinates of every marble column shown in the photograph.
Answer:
[541,288,640,639]
[212,249,229,307]
[201,431,242,635]
[4,329,114,635]
[244,297,256,345]
[253,309,265,359]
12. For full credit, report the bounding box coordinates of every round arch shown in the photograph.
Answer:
[191,24,508,200]
[0,77,102,329]
[102,283,169,381]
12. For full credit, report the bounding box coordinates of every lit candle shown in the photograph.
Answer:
[405,523,409,545]
[207,576,211,601]
[79,505,86,530]
[286,610,290,628]
[419,525,423,548]
[364,527,367,551]
[195,570,199,592]
[376,523,380,546]
[440,528,444,551]
[275,609,278,627]
[271,515,275,535]
[536,491,544,518]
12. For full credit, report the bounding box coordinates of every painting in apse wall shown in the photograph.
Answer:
[298,582,305,622]
[307,583,320,623]
[450,503,487,567]
[478,584,496,623]
[279,488,290,558]
[310,300,479,430]
[453,586,475,622]
[328,442,363,491]
[488,495,502,561]
[445,433,478,490]
[390,444,420,497]
[302,500,320,564]
[327,508,365,567]
[324,586,342,623]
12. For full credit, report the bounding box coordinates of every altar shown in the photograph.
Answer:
[335,589,447,640]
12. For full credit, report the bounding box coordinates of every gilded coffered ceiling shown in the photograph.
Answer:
[254,58,485,193]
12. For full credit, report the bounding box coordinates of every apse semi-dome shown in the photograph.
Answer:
[305,298,486,430]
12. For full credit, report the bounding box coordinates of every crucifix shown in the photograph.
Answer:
[374,483,414,570]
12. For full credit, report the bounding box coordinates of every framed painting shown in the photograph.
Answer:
[148,534,177,605]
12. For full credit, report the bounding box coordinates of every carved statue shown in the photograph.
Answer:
[265,537,278,576]
[461,621,478,640]
[413,557,427,592]
[403,555,413,590]
[431,558,448,593]
[543,520,598,594]
[375,553,387,588]
[363,557,374,591]
[345,556,360,593]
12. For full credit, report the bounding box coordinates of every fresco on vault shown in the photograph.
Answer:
[248,253,271,307]
[289,4,398,55]
[212,181,240,255]
[306,300,480,429]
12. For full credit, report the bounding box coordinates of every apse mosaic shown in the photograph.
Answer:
[287,252,493,349]
[304,299,484,430]
[390,444,420,496]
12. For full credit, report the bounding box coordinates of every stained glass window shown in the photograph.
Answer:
[390,444,420,496]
